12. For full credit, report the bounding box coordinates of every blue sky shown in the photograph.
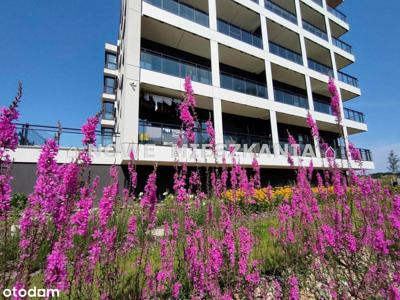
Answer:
[0,0,399,172]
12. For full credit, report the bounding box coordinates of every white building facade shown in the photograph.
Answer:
[99,0,373,175]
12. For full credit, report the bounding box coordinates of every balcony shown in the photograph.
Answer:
[359,149,373,162]
[269,42,303,65]
[217,19,263,49]
[265,0,298,24]
[139,120,209,146]
[140,49,212,84]
[333,37,352,54]
[308,58,333,76]
[328,6,347,23]
[338,71,358,87]
[220,72,268,98]
[344,108,365,123]
[224,131,273,153]
[302,20,328,41]
[16,123,116,148]
[314,99,332,115]
[274,88,309,109]
[143,0,209,27]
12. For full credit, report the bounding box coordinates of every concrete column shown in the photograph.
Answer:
[213,98,224,145]
[118,0,142,155]
[210,40,220,87]
[260,14,275,101]
[269,110,279,156]
[305,76,315,111]
[208,0,217,31]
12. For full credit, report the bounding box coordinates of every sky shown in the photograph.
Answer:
[0,0,399,172]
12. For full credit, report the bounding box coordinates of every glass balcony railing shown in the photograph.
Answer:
[328,6,347,23]
[224,131,273,153]
[308,58,333,76]
[310,0,323,7]
[217,19,263,49]
[338,71,359,87]
[139,120,209,146]
[265,0,297,24]
[359,148,373,162]
[302,20,328,41]
[140,49,212,84]
[274,88,309,109]
[314,99,332,115]
[344,108,365,123]
[144,0,209,27]
[220,72,268,98]
[333,38,353,54]
[269,42,303,65]
[279,138,315,157]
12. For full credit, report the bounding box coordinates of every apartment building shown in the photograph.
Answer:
[98,0,374,185]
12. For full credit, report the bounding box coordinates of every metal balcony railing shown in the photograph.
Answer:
[344,108,365,123]
[338,71,359,87]
[333,38,353,54]
[265,0,297,24]
[220,72,268,98]
[140,49,212,85]
[217,19,263,49]
[302,20,328,41]
[269,42,303,65]
[143,0,209,27]
[359,148,373,162]
[314,99,332,115]
[274,88,309,109]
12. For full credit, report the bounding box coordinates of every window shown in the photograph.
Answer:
[105,52,117,70]
[101,127,114,146]
[103,102,114,120]
[104,77,116,94]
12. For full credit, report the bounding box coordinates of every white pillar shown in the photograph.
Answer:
[208,0,217,31]
[213,98,224,145]
[269,110,279,156]
[119,0,142,155]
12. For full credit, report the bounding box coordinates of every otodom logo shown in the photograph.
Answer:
[2,287,60,298]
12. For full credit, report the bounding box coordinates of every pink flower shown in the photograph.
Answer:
[289,275,300,300]
[238,227,253,276]
[328,79,342,122]
[306,113,319,140]
[81,115,99,146]
[348,142,361,161]
[172,282,182,299]
[206,119,216,152]
[45,242,69,291]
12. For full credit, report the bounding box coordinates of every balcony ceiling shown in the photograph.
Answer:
[305,38,332,66]
[330,20,347,39]
[222,101,270,120]
[219,44,265,74]
[301,3,326,30]
[271,64,306,90]
[180,0,208,12]
[216,0,260,32]
[267,20,302,53]
[335,52,352,70]
[141,17,211,59]
[311,78,331,98]
[271,0,296,15]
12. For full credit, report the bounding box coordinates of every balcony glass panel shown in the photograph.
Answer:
[139,121,209,146]
[274,88,309,109]
[144,0,209,27]
[104,77,116,94]
[328,6,347,23]
[269,42,303,65]
[217,19,263,49]
[265,0,297,24]
[308,59,333,76]
[302,20,328,41]
[103,102,114,120]
[359,149,373,161]
[141,49,212,84]
[314,100,332,115]
[105,53,117,70]
[333,38,353,54]
[220,72,267,98]
[344,108,365,123]
[338,71,359,87]
[279,138,315,157]
[224,132,273,153]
